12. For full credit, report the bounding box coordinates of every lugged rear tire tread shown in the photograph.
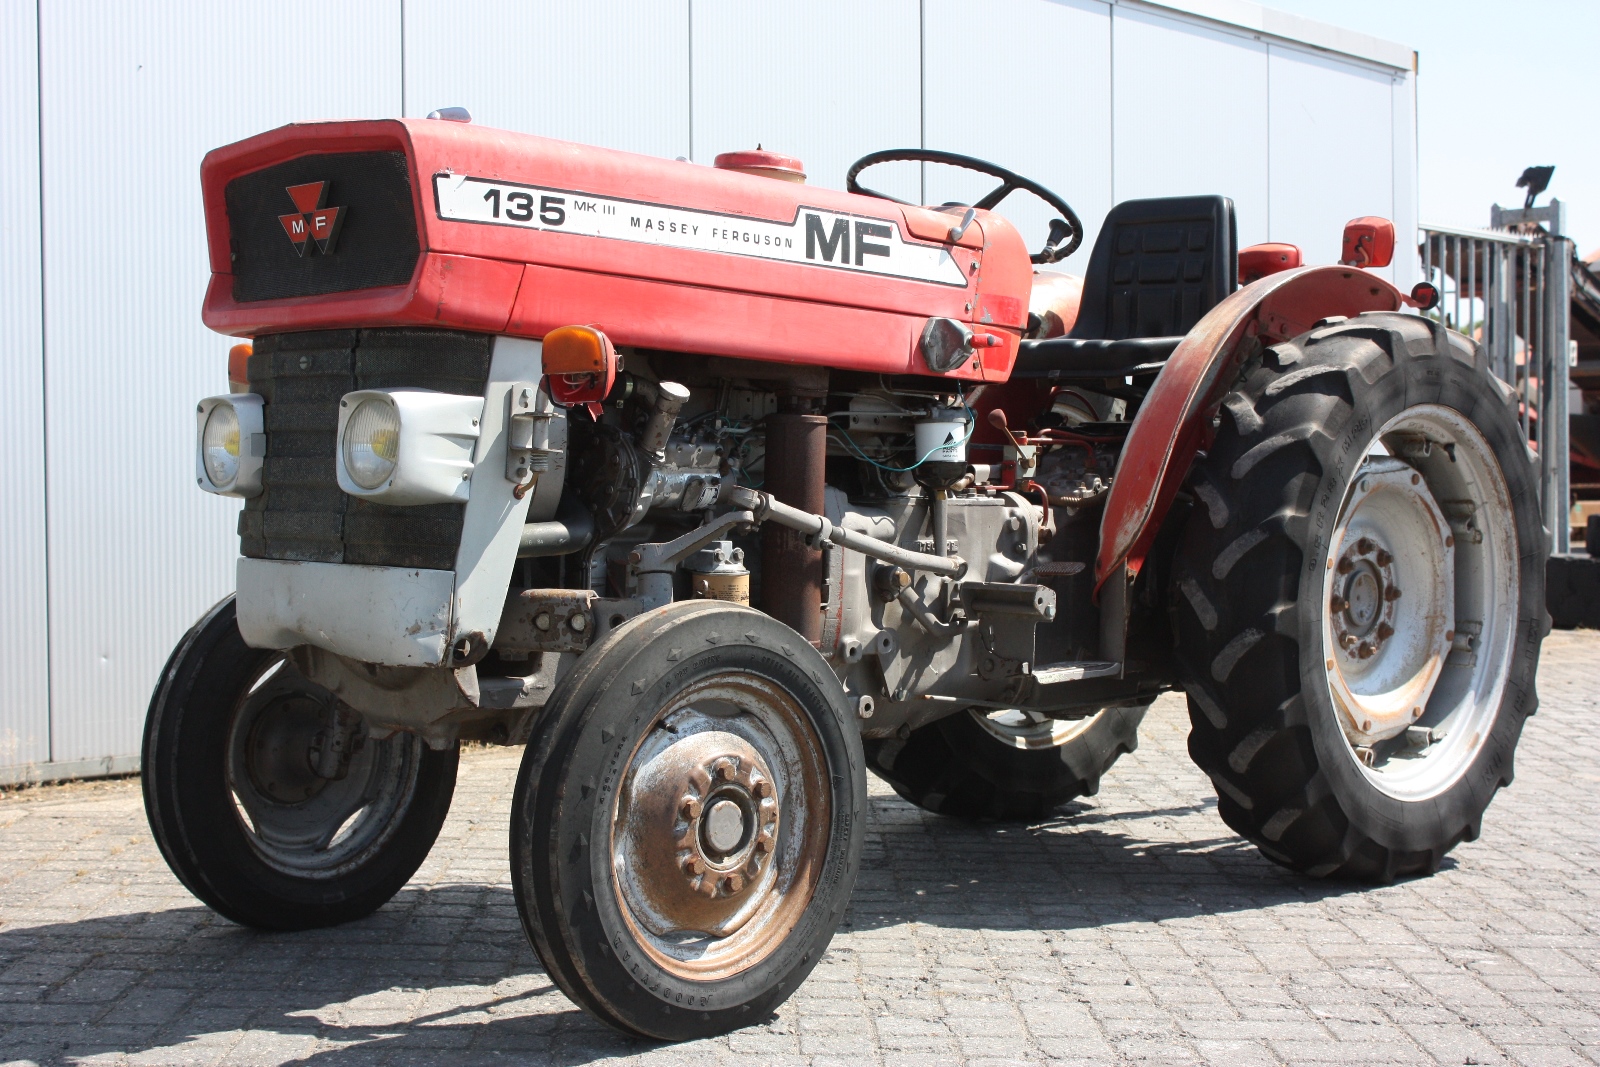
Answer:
[1170,312,1545,883]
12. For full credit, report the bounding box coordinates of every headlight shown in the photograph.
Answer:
[201,404,240,487]
[335,388,483,505]
[342,399,401,489]
[195,394,265,497]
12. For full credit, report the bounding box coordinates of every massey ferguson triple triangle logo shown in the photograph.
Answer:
[278,182,345,256]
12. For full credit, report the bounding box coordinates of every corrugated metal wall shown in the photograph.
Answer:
[0,0,1416,782]
[0,0,51,773]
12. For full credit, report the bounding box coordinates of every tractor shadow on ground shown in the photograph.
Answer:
[842,792,1382,935]
[0,793,1400,1066]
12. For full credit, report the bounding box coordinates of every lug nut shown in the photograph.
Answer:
[1357,641,1375,659]
[680,795,702,820]
[1337,558,1354,574]
[683,855,703,875]
[1340,634,1358,650]
[1384,586,1402,601]
[721,874,744,894]
[1356,537,1374,555]
[712,758,735,781]
[754,836,772,854]
[1330,594,1348,613]
[1376,622,1394,641]
[751,778,773,799]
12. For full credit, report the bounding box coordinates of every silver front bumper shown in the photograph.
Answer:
[237,558,457,667]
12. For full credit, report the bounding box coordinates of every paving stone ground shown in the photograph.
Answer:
[2,630,1597,1067]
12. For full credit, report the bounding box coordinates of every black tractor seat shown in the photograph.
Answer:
[1014,195,1237,381]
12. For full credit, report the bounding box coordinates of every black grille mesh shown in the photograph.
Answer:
[240,328,493,569]
[225,151,421,303]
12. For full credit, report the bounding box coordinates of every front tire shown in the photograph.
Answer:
[510,601,865,1041]
[142,597,459,930]
[1172,312,1546,881]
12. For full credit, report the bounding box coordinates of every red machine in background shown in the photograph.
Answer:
[147,116,1545,1040]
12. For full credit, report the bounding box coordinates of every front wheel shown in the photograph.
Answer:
[510,601,865,1040]
[142,597,459,930]
[1172,312,1546,881]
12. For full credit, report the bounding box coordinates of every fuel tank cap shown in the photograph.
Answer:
[713,147,806,183]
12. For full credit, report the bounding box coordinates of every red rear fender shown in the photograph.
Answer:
[1095,265,1415,594]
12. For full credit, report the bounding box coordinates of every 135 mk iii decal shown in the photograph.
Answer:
[432,172,967,286]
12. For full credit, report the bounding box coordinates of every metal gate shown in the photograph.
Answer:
[1420,210,1574,552]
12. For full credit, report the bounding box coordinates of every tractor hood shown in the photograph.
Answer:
[200,118,1031,380]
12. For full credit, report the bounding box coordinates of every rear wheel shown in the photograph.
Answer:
[864,702,1148,820]
[143,597,459,929]
[510,601,865,1040]
[1172,312,1545,881]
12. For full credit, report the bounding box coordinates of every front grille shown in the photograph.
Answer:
[225,151,421,303]
[240,328,494,569]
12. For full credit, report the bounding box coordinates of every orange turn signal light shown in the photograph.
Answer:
[228,342,253,393]
[1341,217,1395,269]
[542,325,619,408]
[542,325,614,376]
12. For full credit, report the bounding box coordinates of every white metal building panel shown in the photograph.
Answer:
[403,0,689,160]
[1111,7,1269,247]
[923,0,1113,270]
[37,0,402,764]
[1267,45,1396,276]
[0,1,51,773]
[690,0,921,200]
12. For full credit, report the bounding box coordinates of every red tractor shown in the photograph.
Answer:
[146,116,1546,1040]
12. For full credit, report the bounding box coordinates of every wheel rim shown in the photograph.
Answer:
[226,657,424,878]
[611,672,831,981]
[970,707,1103,751]
[1320,404,1519,801]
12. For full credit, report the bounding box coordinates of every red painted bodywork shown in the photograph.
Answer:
[1095,265,1415,593]
[202,121,1421,610]
[200,119,1031,381]
[1237,242,1302,283]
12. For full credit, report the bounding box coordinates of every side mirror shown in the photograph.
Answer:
[1238,243,1302,284]
[1341,217,1395,268]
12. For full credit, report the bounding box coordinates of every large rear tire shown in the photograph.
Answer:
[143,597,459,930]
[510,601,865,1040]
[1171,312,1546,881]
[864,702,1148,820]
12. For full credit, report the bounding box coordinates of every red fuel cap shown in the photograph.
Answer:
[713,148,807,184]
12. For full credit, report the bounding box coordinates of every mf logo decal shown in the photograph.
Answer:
[278,182,345,256]
[432,173,967,287]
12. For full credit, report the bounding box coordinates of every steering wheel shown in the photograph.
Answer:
[846,149,1084,264]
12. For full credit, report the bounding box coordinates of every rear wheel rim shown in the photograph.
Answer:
[970,707,1103,751]
[611,671,831,982]
[226,656,423,878]
[1320,404,1519,801]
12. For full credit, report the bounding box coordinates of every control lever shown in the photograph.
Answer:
[986,408,1028,450]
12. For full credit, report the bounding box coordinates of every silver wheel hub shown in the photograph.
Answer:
[609,673,831,981]
[1320,405,1519,800]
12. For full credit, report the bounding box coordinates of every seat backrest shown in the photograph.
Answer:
[1069,196,1237,340]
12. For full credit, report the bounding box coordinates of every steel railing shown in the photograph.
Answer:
[1419,221,1573,552]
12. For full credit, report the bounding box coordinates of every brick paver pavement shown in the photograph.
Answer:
[2,630,1597,1067]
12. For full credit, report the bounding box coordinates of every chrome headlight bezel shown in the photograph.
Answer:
[195,394,266,497]
[335,388,483,506]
